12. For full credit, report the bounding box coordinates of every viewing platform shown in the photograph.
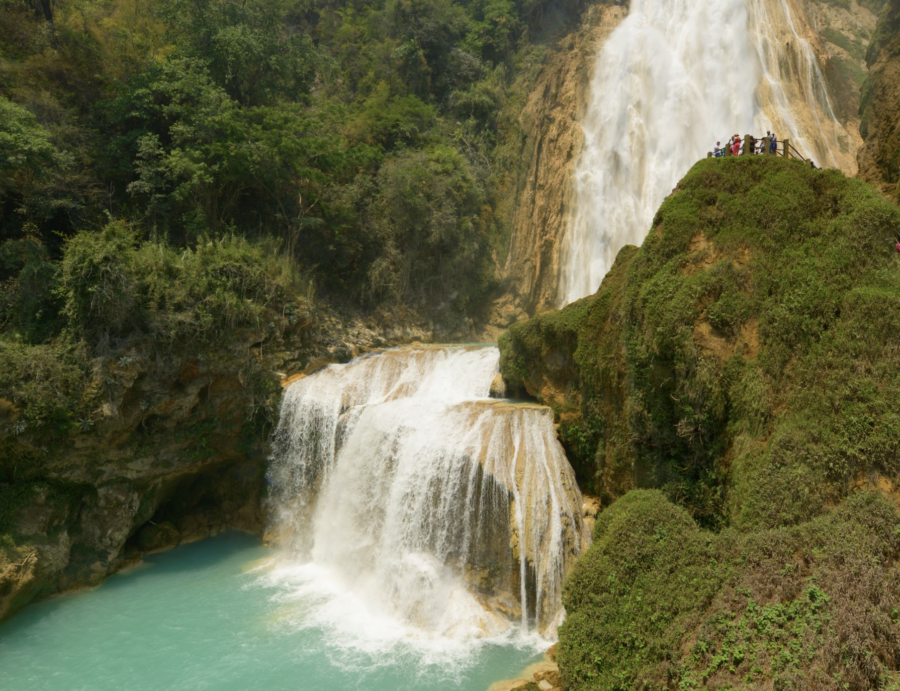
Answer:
[708,136,815,165]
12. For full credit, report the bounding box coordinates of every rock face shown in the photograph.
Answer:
[858,0,900,201]
[813,0,883,135]
[499,3,628,315]
[0,304,437,624]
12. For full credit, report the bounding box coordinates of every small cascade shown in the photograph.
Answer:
[267,345,586,640]
[560,0,848,305]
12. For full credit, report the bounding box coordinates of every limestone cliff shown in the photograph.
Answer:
[0,305,434,624]
[858,0,900,201]
[498,3,627,316]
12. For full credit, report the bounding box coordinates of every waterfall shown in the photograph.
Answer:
[266,345,586,645]
[559,0,847,305]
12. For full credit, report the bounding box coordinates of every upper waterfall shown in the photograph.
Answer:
[266,345,586,647]
[559,0,848,305]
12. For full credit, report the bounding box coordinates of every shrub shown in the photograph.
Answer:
[58,221,310,349]
[560,489,900,691]
[501,157,900,530]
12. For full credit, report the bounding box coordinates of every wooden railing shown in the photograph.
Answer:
[707,135,814,165]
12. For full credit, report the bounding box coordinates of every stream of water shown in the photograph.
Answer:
[267,345,586,638]
[1,346,582,690]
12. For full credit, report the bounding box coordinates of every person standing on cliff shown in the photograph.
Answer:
[731,135,741,156]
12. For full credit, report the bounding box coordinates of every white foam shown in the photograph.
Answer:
[264,346,585,667]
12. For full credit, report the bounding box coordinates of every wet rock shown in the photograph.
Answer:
[135,521,181,553]
[489,373,507,399]
[546,642,558,662]
[533,669,560,688]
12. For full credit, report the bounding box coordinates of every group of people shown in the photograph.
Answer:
[713,131,779,157]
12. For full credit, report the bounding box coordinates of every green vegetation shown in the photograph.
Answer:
[561,490,900,690]
[500,156,900,688]
[501,156,900,529]
[823,27,865,62]
[0,0,583,445]
[0,0,584,445]
[0,0,570,311]
[0,223,309,434]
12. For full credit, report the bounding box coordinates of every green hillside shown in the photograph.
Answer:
[500,155,900,688]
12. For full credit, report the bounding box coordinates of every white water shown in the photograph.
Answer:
[267,345,586,658]
[559,0,843,304]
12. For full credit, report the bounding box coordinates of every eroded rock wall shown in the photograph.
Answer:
[858,0,900,200]
[499,3,628,316]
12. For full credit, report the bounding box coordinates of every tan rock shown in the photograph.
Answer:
[489,373,507,399]
[546,642,558,662]
[857,0,900,202]
[502,5,628,313]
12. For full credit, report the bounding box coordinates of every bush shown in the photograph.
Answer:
[501,157,900,530]
[58,221,310,348]
[560,489,900,691]
[368,144,490,306]
[0,233,64,342]
[0,338,93,428]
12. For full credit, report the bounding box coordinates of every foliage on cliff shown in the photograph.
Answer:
[501,156,900,529]
[858,0,900,201]
[0,217,315,620]
[0,222,309,435]
[500,156,900,688]
[0,0,586,311]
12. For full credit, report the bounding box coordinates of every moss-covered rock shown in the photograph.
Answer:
[502,155,900,689]
[858,0,900,201]
[501,155,900,530]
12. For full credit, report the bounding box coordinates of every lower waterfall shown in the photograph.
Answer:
[266,345,587,651]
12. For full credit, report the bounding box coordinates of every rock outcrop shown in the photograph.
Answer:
[499,155,900,690]
[499,2,628,315]
[858,0,900,201]
[500,156,900,527]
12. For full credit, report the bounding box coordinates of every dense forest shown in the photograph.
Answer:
[0,0,582,336]
[0,0,588,433]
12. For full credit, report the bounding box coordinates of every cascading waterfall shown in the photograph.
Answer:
[559,0,847,305]
[266,345,586,645]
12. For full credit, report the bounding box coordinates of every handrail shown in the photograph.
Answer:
[707,135,815,166]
